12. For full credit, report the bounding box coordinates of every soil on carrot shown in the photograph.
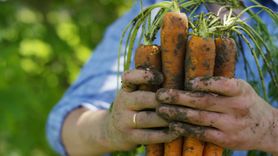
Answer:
[214,38,237,78]
[176,33,187,53]
[135,45,161,70]
[184,36,216,82]
[214,43,229,69]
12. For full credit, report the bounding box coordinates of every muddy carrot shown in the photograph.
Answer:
[183,35,216,156]
[203,37,237,156]
[161,11,188,156]
[146,144,164,156]
[213,38,237,78]
[135,44,164,156]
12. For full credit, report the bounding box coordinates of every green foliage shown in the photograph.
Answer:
[0,0,131,155]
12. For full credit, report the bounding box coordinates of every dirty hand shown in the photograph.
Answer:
[106,69,178,151]
[156,77,278,153]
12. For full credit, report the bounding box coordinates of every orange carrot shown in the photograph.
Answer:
[203,143,223,156]
[213,38,237,78]
[183,35,216,156]
[184,36,216,82]
[203,37,237,156]
[135,44,162,91]
[161,12,188,156]
[135,44,164,156]
[147,144,164,156]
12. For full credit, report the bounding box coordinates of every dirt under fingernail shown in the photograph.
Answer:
[148,69,163,85]
[170,122,205,138]
[157,109,171,121]
[157,89,178,103]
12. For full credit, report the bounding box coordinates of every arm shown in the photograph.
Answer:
[61,69,178,156]
[156,77,278,154]
[62,108,113,155]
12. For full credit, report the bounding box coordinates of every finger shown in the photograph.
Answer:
[187,77,243,97]
[170,122,225,145]
[121,82,138,92]
[156,88,227,112]
[122,69,163,87]
[131,111,168,128]
[130,129,179,145]
[125,91,160,111]
[158,105,226,128]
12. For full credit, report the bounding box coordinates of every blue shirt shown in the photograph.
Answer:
[46,0,278,155]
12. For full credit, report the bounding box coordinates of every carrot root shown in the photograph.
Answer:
[214,38,237,78]
[203,143,223,156]
[164,138,183,156]
[203,37,237,156]
[183,36,216,156]
[161,12,188,156]
[135,44,163,156]
[184,35,216,82]
[182,137,204,156]
[147,144,164,156]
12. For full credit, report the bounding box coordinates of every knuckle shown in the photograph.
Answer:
[236,79,248,94]
[240,102,251,111]
[198,111,208,121]
[238,103,250,116]
[156,88,179,103]
[207,114,219,126]
[231,100,250,115]
[222,79,237,93]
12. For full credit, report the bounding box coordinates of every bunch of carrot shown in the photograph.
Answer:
[118,0,278,155]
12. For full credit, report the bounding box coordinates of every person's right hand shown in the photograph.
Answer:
[106,69,179,151]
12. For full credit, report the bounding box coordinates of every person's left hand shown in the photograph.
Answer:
[156,77,277,152]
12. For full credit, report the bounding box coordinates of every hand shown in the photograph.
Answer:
[156,77,278,153]
[106,69,178,151]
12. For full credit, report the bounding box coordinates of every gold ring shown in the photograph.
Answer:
[133,113,137,128]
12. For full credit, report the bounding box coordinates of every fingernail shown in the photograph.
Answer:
[156,89,172,103]
[169,122,185,134]
[170,122,205,138]
[157,106,171,120]
[149,69,164,85]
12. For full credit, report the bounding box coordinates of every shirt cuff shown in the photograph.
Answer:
[46,99,110,156]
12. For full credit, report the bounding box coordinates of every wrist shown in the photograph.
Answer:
[103,111,137,151]
[77,109,116,154]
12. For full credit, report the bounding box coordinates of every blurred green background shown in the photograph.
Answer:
[0,0,131,155]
